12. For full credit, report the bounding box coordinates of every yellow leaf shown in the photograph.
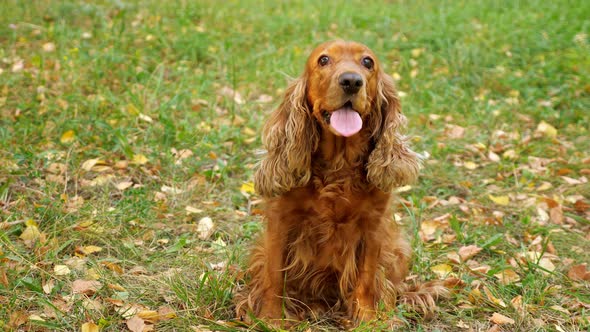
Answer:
[81,322,100,332]
[126,104,140,115]
[242,127,256,137]
[82,245,103,255]
[131,154,148,165]
[430,264,453,278]
[536,121,557,138]
[240,182,255,195]
[488,195,509,206]
[463,161,478,170]
[19,222,41,247]
[60,130,76,144]
[138,310,160,323]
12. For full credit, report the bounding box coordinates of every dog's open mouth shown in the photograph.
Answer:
[324,101,362,137]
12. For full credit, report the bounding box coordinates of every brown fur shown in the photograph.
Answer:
[236,40,448,326]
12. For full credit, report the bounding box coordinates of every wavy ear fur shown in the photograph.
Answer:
[254,76,319,197]
[366,72,420,192]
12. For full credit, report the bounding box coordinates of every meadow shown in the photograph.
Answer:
[0,0,589,330]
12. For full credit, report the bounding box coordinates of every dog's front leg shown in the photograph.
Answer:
[349,231,380,323]
[258,214,287,321]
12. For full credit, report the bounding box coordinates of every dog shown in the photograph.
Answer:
[235,40,449,326]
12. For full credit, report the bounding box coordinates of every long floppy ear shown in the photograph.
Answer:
[254,75,319,197]
[366,72,420,192]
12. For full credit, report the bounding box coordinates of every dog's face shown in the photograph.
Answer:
[304,40,381,137]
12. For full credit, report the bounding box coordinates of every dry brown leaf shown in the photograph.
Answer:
[458,245,483,261]
[490,312,515,325]
[446,252,461,264]
[42,280,55,294]
[81,158,100,171]
[8,311,28,329]
[444,124,465,139]
[218,86,244,104]
[488,151,500,162]
[568,264,590,281]
[126,316,146,332]
[72,280,102,295]
[116,181,134,191]
[494,269,521,285]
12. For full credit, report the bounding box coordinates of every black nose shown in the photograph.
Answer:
[338,72,363,94]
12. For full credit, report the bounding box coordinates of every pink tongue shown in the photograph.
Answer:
[330,107,362,137]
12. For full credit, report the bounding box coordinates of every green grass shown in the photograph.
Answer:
[1,0,589,331]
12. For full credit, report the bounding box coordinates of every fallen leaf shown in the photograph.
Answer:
[81,322,100,332]
[458,245,483,261]
[42,280,55,294]
[126,316,146,332]
[240,182,255,197]
[115,181,134,191]
[549,205,563,225]
[138,310,160,323]
[185,206,203,214]
[549,305,570,315]
[60,130,76,144]
[483,286,506,307]
[82,298,104,311]
[431,264,453,278]
[157,306,177,320]
[535,121,557,138]
[494,269,521,285]
[444,124,465,139]
[536,182,552,191]
[42,42,56,52]
[488,151,500,162]
[80,245,103,255]
[132,154,148,165]
[197,217,214,240]
[463,161,478,170]
[567,264,590,281]
[490,312,515,325]
[101,261,124,274]
[19,220,41,248]
[218,86,244,104]
[502,149,518,160]
[54,265,71,276]
[81,158,100,171]
[161,185,183,195]
[488,195,509,206]
[72,280,102,295]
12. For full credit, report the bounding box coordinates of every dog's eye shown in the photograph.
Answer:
[361,57,374,70]
[318,55,330,66]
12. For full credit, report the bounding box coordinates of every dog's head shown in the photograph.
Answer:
[255,40,419,197]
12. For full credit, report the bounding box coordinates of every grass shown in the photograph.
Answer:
[0,0,589,330]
